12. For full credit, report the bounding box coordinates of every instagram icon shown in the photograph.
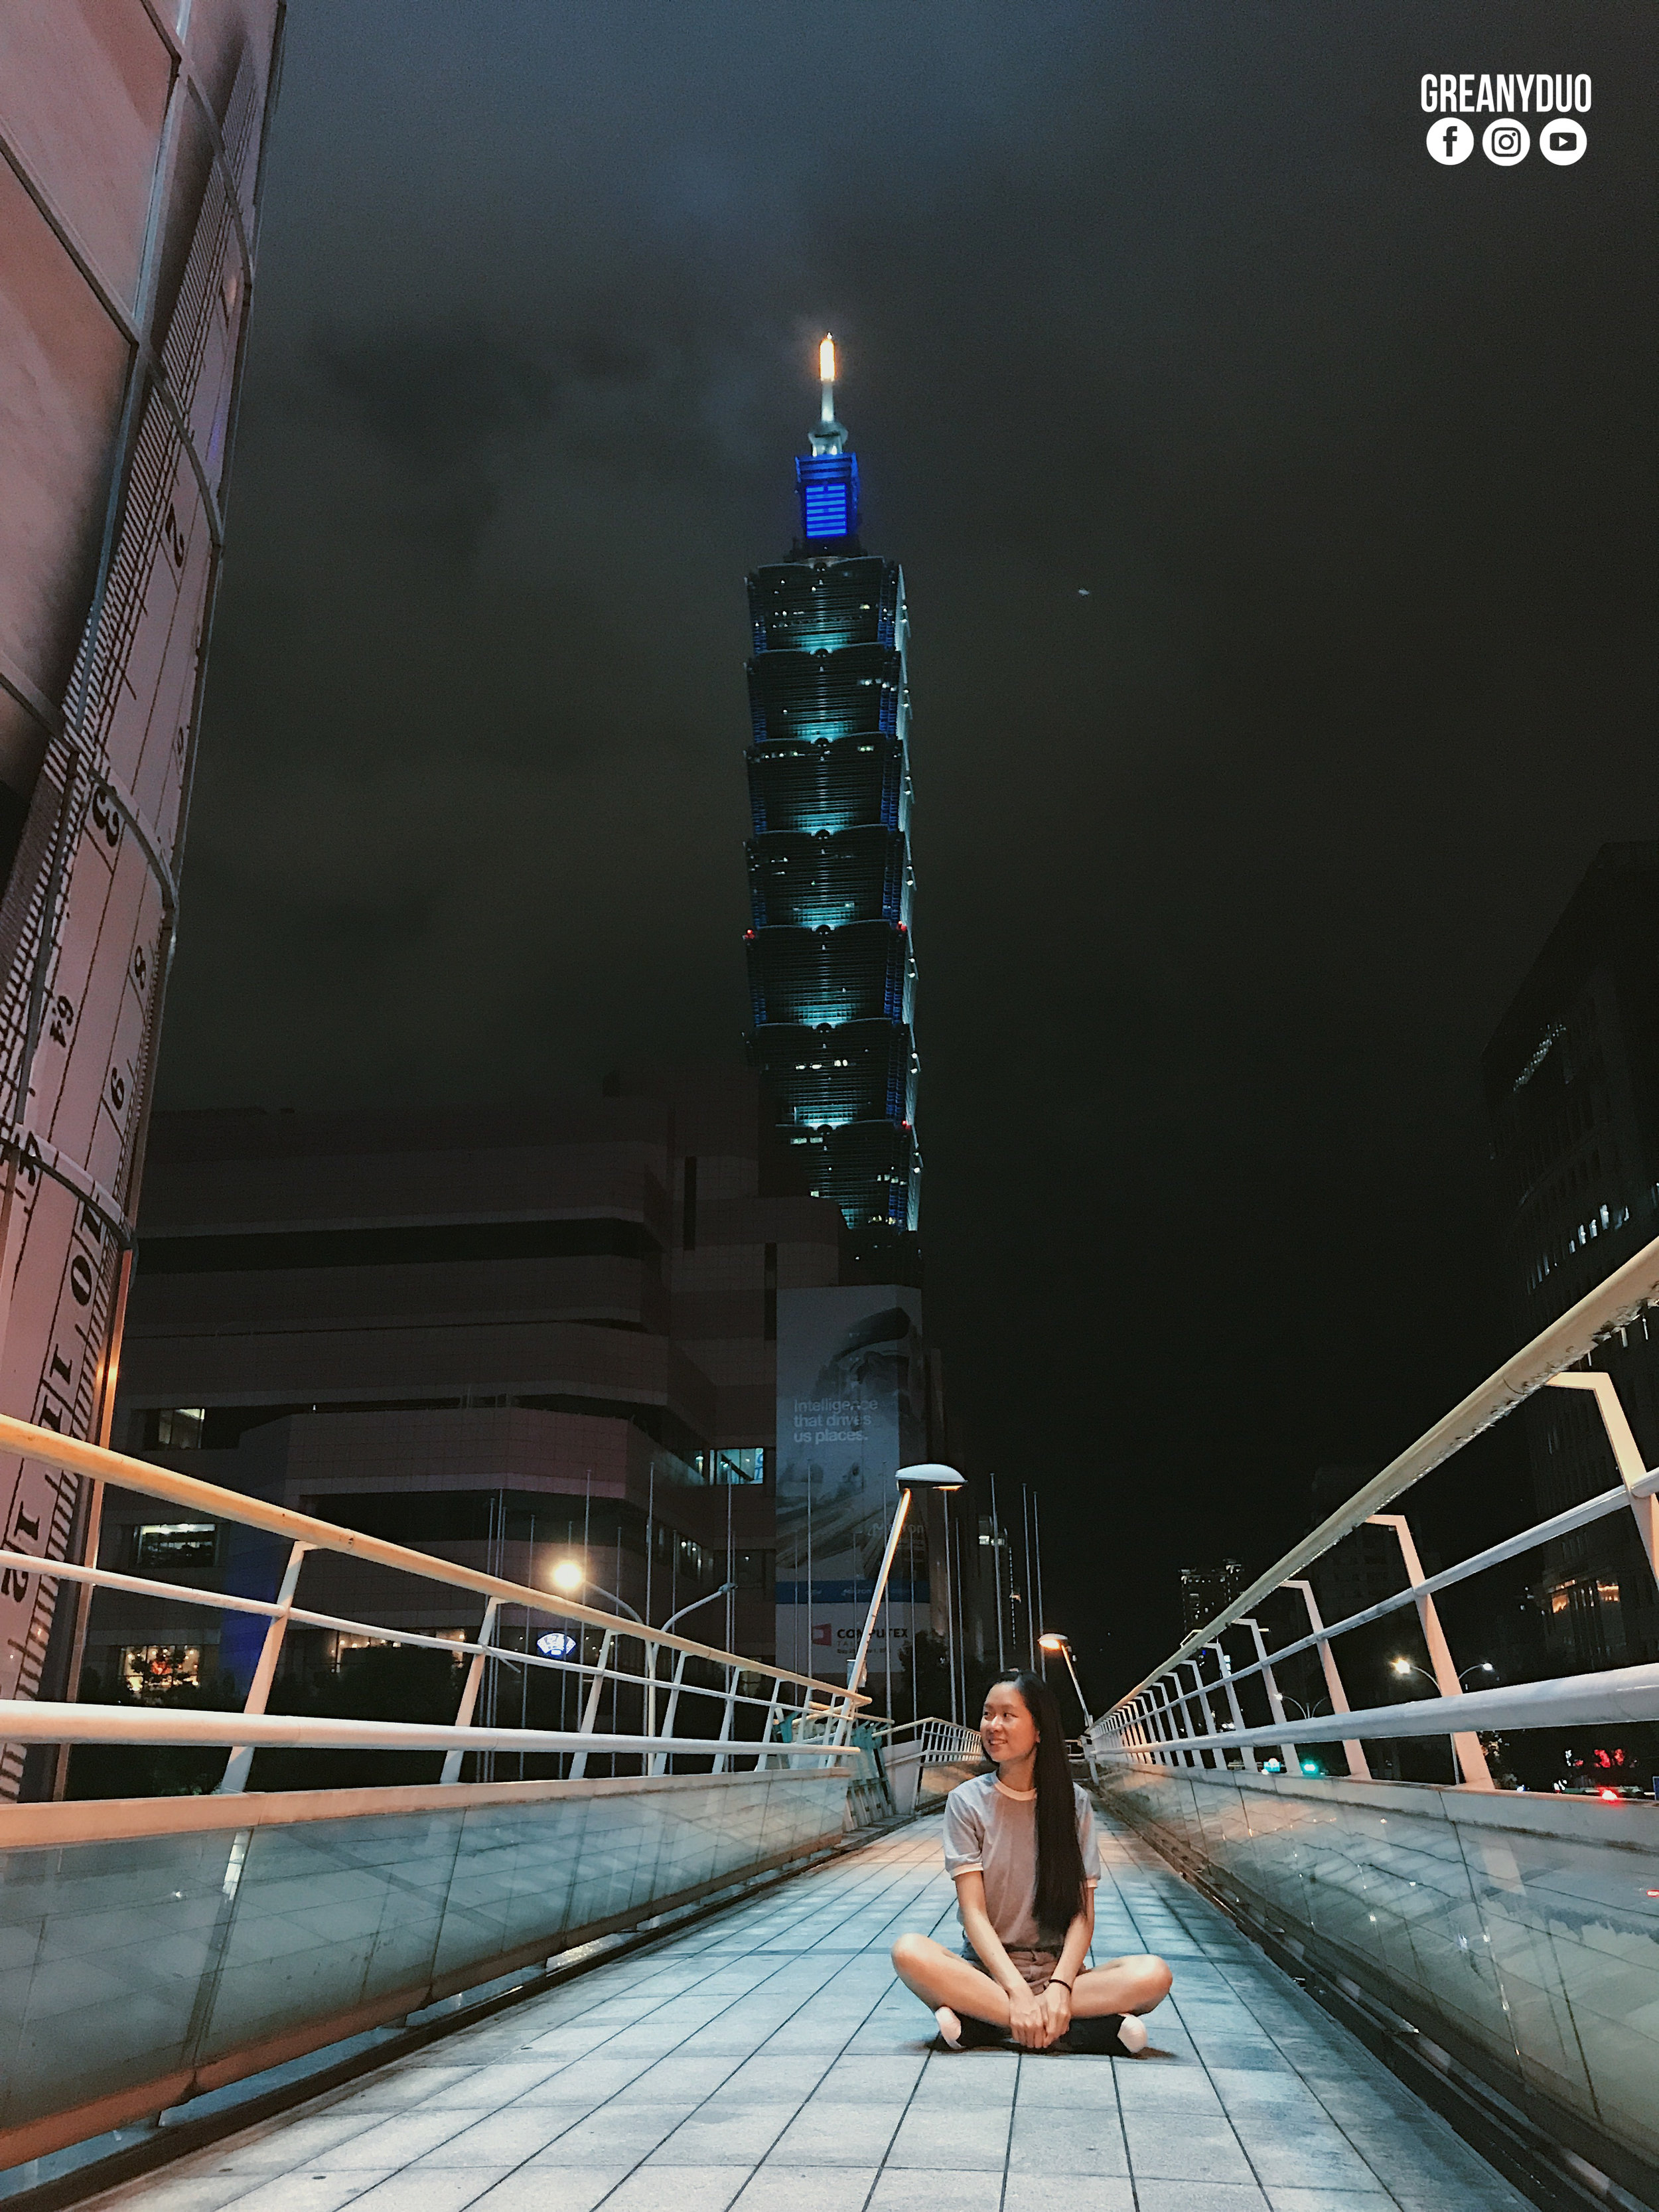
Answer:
[1482,118,1530,165]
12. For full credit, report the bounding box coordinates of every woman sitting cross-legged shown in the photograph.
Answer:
[891,1670,1173,2053]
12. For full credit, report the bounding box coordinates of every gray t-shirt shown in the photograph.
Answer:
[942,1772,1102,1954]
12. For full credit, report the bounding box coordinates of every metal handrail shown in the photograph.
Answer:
[0,1700,859,1762]
[0,1412,842,1682]
[1127,1231,1659,1699]
[878,1716,983,1760]
[1092,1228,1659,1785]
[0,1412,865,1794]
[1175,1478,1658,1698]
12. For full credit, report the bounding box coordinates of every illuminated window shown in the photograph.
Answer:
[134,1522,216,1571]
[153,1406,206,1447]
[121,1643,202,1694]
[711,1447,766,1485]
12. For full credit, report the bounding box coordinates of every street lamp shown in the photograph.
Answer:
[839,1464,964,1732]
[1390,1657,1495,1691]
[660,1582,737,1636]
[549,1556,642,1623]
[1038,1633,1094,1728]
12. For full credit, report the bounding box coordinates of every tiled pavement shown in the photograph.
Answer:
[85,1806,1534,2212]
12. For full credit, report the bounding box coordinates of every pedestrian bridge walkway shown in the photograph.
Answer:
[80,1806,1530,2212]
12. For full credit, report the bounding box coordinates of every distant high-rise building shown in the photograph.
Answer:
[1483,842,1659,1670]
[743,338,921,1282]
[1181,1558,1246,1640]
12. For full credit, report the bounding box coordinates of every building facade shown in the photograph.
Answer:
[1180,1558,1246,1641]
[0,0,284,1797]
[743,340,921,1282]
[100,1067,855,1697]
[1482,842,1659,1670]
[1305,1465,1404,1631]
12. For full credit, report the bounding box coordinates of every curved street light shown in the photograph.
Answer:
[549,1556,642,1623]
[1390,1657,1496,1692]
[1038,1633,1095,1728]
[837,1464,965,1741]
[660,1581,737,1636]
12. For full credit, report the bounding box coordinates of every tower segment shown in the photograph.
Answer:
[743,340,921,1280]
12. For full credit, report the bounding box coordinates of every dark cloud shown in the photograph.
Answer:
[161,0,1659,1692]
[317,325,560,463]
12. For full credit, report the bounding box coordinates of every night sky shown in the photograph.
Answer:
[157,3,1659,1700]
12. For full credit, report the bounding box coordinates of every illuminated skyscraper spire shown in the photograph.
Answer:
[815,334,846,451]
[742,340,922,1280]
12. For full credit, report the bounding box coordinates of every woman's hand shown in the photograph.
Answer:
[1039,1979,1073,2045]
[1005,1981,1049,2050]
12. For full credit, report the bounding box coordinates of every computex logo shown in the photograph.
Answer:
[1421,73,1589,166]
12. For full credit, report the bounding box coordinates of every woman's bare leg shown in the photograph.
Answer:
[1069,1953,1173,2018]
[891,1937,1172,2049]
[890,1932,1017,2027]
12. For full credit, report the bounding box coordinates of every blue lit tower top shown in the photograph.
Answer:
[743,338,921,1281]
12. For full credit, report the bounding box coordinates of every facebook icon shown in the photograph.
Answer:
[1427,117,1475,165]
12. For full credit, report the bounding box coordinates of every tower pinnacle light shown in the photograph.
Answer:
[741,344,922,1281]
[813,331,847,457]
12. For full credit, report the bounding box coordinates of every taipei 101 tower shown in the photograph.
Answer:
[743,340,922,1282]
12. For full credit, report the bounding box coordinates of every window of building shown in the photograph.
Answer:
[147,1407,206,1448]
[133,1522,217,1572]
[121,1644,202,1694]
[736,1550,774,1593]
[711,1447,766,1484]
[678,1536,715,1582]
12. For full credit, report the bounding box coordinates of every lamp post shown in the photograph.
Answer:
[1039,1633,1094,1728]
[1039,1632,1098,1782]
[549,1556,642,1623]
[1391,1656,1495,1692]
[837,1463,964,1742]
[661,1582,737,1636]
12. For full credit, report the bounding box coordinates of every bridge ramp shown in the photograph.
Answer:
[82,1810,1531,2212]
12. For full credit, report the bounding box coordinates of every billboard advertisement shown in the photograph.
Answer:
[774,1285,927,1694]
[0,0,284,1796]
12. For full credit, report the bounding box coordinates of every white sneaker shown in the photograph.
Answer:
[934,2006,964,2048]
[1116,2015,1148,2054]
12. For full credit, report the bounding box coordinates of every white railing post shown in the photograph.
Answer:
[1548,1370,1659,1591]
[217,1540,309,1795]
[650,1648,689,1775]
[754,1671,784,1772]
[1368,1514,1494,1790]
[1150,1690,1177,1761]
[1239,1616,1299,1775]
[568,1627,613,1781]
[1282,1577,1370,1781]
[1118,1698,1144,1762]
[1169,1676,1204,1767]
[712,1664,737,1773]
[440,1598,500,1785]
[1181,1659,1222,1769]
[1151,1682,1186,1763]
[1216,1647,1257,1770]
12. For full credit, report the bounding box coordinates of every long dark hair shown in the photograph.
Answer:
[987,1669,1087,1943]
